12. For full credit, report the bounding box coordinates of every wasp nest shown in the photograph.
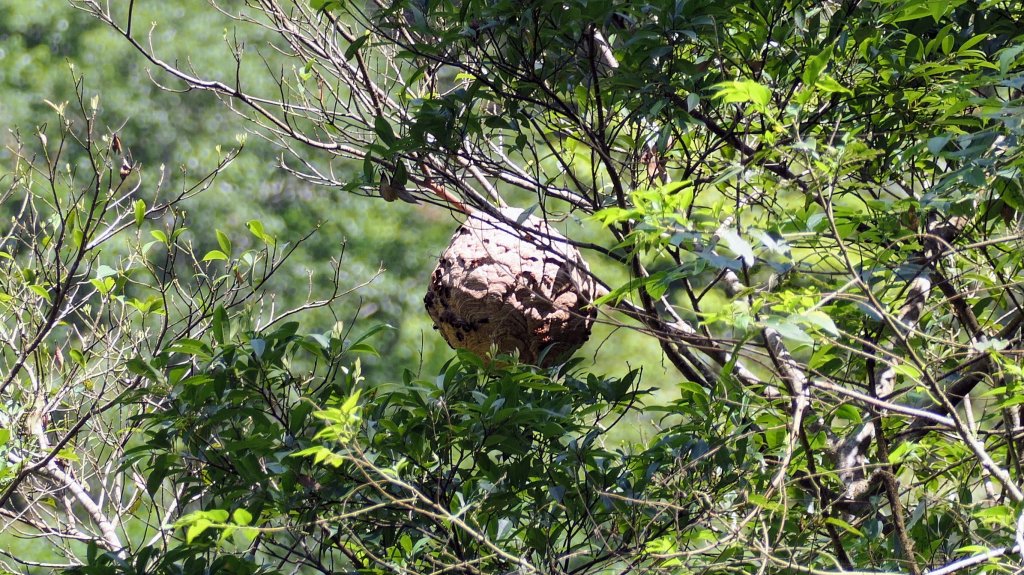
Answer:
[424,208,597,366]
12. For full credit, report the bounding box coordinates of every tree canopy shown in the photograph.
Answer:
[2,0,1024,573]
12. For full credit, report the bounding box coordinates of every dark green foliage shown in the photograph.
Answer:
[109,311,734,573]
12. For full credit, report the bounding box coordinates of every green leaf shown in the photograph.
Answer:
[893,363,922,381]
[392,159,409,188]
[181,375,214,386]
[133,199,146,226]
[203,250,229,261]
[250,338,266,359]
[206,509,230,522]
[712,80,772,108]
[973,504,1015,526]
[238,527,259,543]
[232,508,253,526]
[765,318,812,344]
[29,284,53,301]
[88,277,114,294]
[129,294,162,313]
[800,310,839,336]
[309,0,342,11]
[927,135,950,156]
[186,519,212,543]
[889,0,953,23]
[126,357,163,384]
[955,545,991,555]
[212,305,229,344]
[815,75,853,96]
[374,116,397,147]
[802,46,832,86]
[887,441,915,464]
[720,228,754,266]
[957,34,990,55]
[825,517,864,537]
[362,151,375,183]
[216,229,232,255]
[246,220,275,245]
[166,339,213,357]
[346,342,381,356]
[834,404,862,423]
[998,45,1024,77]
[345,34,369,61]
[748,493,783,512]
[340,389,362,413]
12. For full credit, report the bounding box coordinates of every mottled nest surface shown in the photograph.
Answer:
[424,208,597,366]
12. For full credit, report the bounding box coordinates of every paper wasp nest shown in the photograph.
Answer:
[424,208,597,366]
